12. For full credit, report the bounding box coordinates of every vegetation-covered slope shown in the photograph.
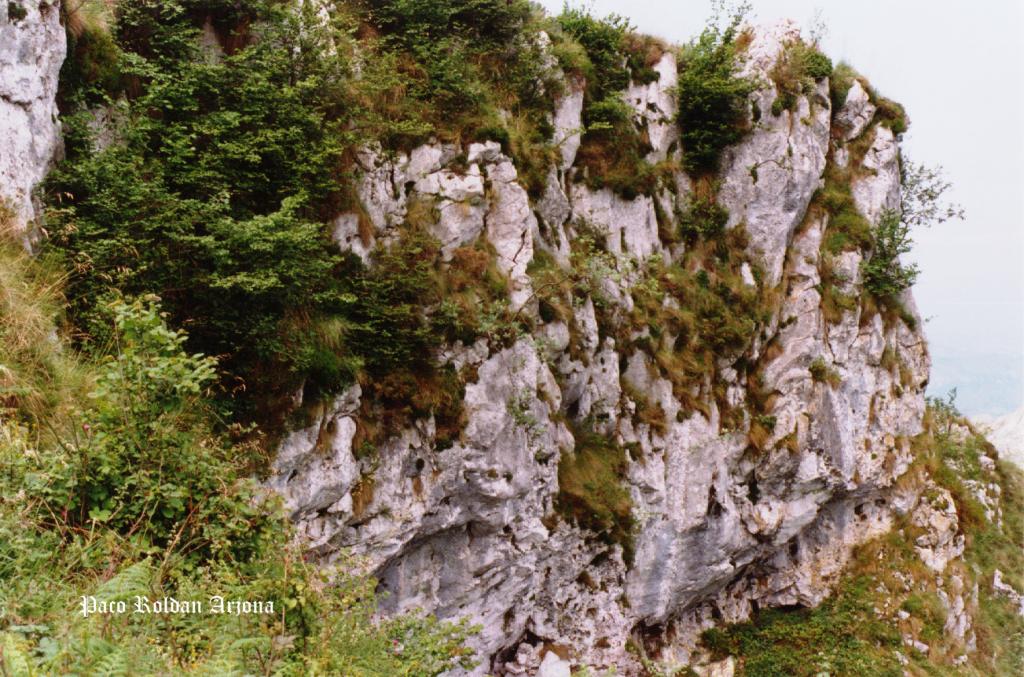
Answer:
[702,403,1024,676]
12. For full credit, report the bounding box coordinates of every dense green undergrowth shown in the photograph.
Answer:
[0,218,476,674]
[48,0,719,431]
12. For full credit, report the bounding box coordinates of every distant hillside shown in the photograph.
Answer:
[976,406,1024,469]
[928,347,1023,417]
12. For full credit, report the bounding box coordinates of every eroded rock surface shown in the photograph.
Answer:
[0,0,65,235]
[269,22,941,676]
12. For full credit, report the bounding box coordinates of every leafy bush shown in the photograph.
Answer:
[367,0,531,50]
[557,7,633,97]
[6,1,26,22]
[809,356,841,387]
[678,191,730,241]
[676,13,756,174]
[702,577,903,676]
[48,0,357,419]
[27,297,279,561]
[860,160,962,311]
[828,61,858,112]
[363,0,554,144]
[58,12,123,108]
[0,286,476,675]
[861,208,918,298]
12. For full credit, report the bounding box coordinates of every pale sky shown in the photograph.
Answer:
[537,0,1024,415]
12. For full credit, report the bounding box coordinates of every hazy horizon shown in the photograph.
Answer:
[537,0,1024,416]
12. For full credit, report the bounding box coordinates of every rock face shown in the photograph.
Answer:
[268,23,940,675]
[0,0,65,236]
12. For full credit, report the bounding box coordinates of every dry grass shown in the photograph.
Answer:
[62,0,114,38]
[0,204,91,427]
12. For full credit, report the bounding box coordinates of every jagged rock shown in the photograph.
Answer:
[485,159,536,309]
[468,141,503,165]
[718,22,831,286]
[568,183,663,260]
[625,52,679,163]
[834,80,876,142]
[851,125,901,223]
[535,168,572,264]
[975,405,1024,469]
[993,570,1024,617]
[417,166,487,259]
[267,385,362,520]
[0,0,65,235]
[910,483,964,572]
[536,652,571,677]
[331,213,372,262]
[268,22,938,676]
[693,657,736,677]
[904,636,930,655]
[553,81,584,170]
[355,145,410,236]
[938,574,974,643]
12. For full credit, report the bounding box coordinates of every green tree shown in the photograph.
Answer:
[861,209,918,297]
[676,5,756,174]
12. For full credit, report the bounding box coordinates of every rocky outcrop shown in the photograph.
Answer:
[268,22,940,675]
[0,0,65,236]
[718,22,831,286]
[993,570,1024,617]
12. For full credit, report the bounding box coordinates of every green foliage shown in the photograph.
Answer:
[814,166,871,323]
[803,50,834,80]
[6,1,26,22]
[873,96,909,135]
[22,297,276,561]
[556,424,635,562]
[808,356,841,387]
[861,208,918,298]
[676,12,756,174]
[0,206,91,424]
[344,230,441,377]
[828,61,857,112]
[49,0,357,418]
[363,0,555,147]
[59,21,123,107]
[0,287,476,675]
[557,6,633,98]
[678,191,729,241]
[557,4,661,198]
[703,577,903,676]
[860,159,961,314]
[900,160,965,229]
[367,0,531,51]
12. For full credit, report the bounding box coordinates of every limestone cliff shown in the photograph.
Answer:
[267,21,950,675]
[0,0,64,236]
[5,5,1011,675]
